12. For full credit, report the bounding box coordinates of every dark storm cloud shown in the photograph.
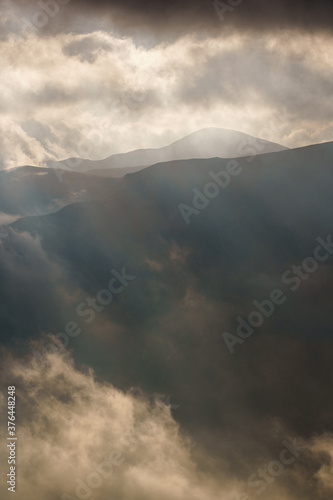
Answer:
[61,0,333,33]
[5,0,333,39]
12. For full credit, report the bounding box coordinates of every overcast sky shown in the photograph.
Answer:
[1,0,333,168]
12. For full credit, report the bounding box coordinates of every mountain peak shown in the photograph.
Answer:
[49,128,288,175]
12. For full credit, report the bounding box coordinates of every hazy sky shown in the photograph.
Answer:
[0,0,333,168]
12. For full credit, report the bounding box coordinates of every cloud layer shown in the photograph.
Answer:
[4,0,333,37]
[1,346,333,500]
[1,28,333,169]
[0,348,233,500]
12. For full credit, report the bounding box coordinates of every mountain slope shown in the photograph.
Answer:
[0,166,118,230]
[48,127,288,175]
[1,141,333,497]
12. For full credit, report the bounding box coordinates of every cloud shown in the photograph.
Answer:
[311,435,333,491]
[1,344,333,499]
[4,0,333,40]
[1,29,333,169]
[0,213,20,225]
[0,347,235,500]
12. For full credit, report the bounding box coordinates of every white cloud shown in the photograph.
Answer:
[0,348,238,500]
[1,346,333,499]
[0,29,333,169]
[311,435,333,490]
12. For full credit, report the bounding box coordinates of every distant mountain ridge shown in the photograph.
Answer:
[0,128,288,228]
[0,166,117,225]
[46,128,288,175]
